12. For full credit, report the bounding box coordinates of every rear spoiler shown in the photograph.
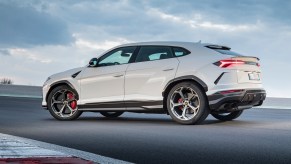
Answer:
[205,45,231,50]
[232,56,260,61]
[205,45,260,61]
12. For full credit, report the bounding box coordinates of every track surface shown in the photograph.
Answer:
[0,97,291,164]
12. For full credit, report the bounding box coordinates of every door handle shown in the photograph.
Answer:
[113,74,124,77]
[163,68,174,71]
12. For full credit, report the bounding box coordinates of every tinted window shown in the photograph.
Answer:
[173,47,190,57]
[98,46,136,66]
[135,46,173,62]
[206,46,243,57]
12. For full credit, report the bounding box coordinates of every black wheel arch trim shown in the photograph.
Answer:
[46,80,79,102]
[163,75,208,97]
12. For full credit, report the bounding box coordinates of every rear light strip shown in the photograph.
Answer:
[214,59,260,68]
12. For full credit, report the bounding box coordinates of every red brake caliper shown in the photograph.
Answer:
[178,98,183,110]
[67,92,77,110]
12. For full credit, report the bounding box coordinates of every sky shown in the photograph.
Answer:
[0,0,291,97]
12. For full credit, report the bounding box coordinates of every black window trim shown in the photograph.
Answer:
[95,45,192,67]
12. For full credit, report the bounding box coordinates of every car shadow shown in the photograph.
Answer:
[43,112,257,126]
[59,115,253,126]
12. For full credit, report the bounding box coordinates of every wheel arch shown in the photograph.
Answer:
[162,75,208,111]
[46,80,79,103]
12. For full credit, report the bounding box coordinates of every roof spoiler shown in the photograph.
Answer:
[233,56,260,61]
[205,45,231,50]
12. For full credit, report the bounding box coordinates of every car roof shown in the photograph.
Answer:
[118,41,199,47]
[116,41,230,49]
[100,41,231,56]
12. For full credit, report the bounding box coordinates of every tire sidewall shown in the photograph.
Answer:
[100,111,124,118]
[47,85,82,120]
[211,110,243,121]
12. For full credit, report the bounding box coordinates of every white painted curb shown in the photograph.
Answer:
[0,133,131,164]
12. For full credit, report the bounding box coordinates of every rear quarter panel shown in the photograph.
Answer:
[175,44,227,93]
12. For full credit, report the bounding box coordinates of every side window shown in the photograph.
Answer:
[173,47,190,57]
[98,46,136,67]
[135,46,173,62]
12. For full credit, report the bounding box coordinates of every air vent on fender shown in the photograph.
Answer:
[71,71,81,78]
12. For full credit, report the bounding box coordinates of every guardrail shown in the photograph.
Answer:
[255,97,291,109]
[0,84,42,98]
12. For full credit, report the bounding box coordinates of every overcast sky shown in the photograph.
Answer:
[0,0,290,97]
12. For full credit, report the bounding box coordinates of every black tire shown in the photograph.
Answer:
[47,85,82,120]
[100,111,124,118]
[167,82,209,125]
[211,110,243,121]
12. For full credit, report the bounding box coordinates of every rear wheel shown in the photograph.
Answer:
[211,110,243,121]
[100,111,124,118]
[167,82,209,125]
[47,85,82,120]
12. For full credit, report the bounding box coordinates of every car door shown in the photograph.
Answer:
[124,46,179,109]
[79,46,137,109]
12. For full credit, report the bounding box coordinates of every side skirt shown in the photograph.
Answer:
[78,100,163,111]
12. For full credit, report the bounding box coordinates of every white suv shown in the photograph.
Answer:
[42,41,266,124]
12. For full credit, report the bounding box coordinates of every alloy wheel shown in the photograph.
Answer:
[51,89,78,118]
[170,87,200,121]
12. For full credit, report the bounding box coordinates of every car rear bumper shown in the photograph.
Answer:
[208,89,266,112]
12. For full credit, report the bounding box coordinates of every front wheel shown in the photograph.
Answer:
[211,110,243,121]
[100,111,124,118]
[167,82,209,125]
[47,85,82,120]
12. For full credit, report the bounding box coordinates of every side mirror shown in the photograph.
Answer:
[88,58,98,67]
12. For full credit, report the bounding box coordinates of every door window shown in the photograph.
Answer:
[98,46,136,67]
[135,46,173,62]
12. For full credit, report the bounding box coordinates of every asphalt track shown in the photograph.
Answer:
[0,96,291,164]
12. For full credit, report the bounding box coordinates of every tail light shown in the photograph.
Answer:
[214,59,245,68]
[214,59,260,68]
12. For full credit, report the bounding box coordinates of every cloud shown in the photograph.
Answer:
[0,0,291,97]
[0,49,10,56]
[145,0,291,26]
[9,48,52,63]
[147,8,260,32]
[0,1,73,48]
[75,37,130,50]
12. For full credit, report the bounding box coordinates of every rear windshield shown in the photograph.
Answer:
[213,49,243,57]
[205,45,244,57]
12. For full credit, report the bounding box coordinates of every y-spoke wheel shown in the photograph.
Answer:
[47,85,82,120]
[170,87,200,120]
[167,82,209,125]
